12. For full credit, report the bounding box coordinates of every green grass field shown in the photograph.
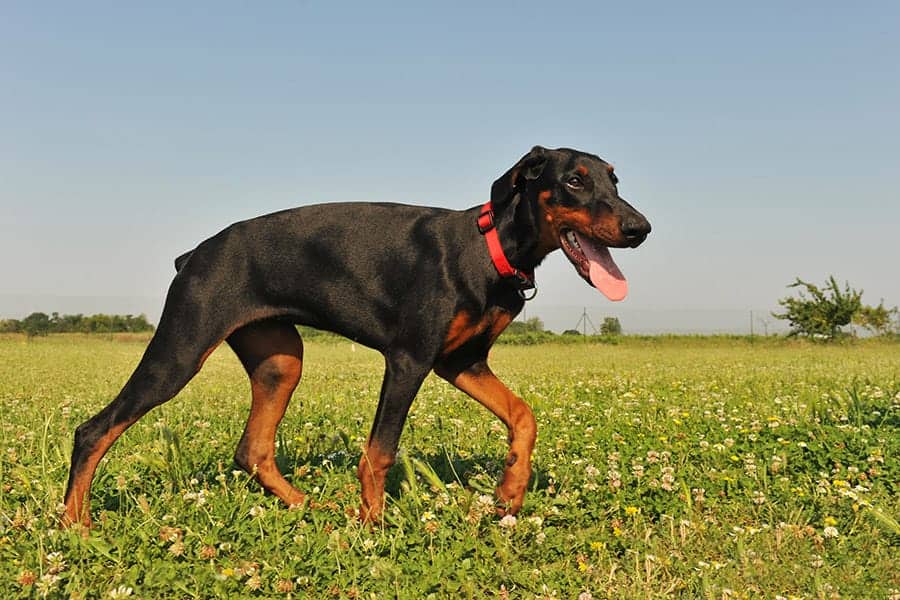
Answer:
[1,334,898,599]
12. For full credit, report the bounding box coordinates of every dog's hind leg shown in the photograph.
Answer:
[63,278,259,528]
[227,319,306,507]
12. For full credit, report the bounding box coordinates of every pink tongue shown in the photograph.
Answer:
[574,231,628,301]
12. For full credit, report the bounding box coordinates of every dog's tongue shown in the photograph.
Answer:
[574,231,628,301]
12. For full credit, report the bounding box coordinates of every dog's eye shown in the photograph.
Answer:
[565,176,584,189]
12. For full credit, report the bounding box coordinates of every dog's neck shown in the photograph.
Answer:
[493,192,554,272]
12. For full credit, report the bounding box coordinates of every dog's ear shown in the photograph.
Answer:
[491,146,548,207]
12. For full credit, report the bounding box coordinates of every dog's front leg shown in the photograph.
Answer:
[358,350,430,523]
[436,361,536,515]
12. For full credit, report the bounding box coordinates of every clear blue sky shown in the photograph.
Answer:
[2,1,898,331]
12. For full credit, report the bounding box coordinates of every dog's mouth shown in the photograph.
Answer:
[559,228,628,301]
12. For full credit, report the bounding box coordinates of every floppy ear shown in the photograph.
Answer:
[490,146,548,207]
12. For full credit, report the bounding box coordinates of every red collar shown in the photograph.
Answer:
[477,201,536,299]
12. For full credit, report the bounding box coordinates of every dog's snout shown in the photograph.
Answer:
[621,215,651,241]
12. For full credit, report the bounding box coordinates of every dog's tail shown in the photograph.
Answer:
[174,250,193,272]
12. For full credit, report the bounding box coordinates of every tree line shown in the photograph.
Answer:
[0,312,155,337]
[1,276,895,342]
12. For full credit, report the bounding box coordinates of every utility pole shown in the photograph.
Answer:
[574,307,597,336]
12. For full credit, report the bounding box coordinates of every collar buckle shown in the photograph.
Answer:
[477,208,495,234]
[513,270,537,300]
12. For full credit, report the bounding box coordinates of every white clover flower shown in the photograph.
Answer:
[248,505,266,518]
[527,516,544,529]
[45,551,66,574]
[499,514,517,529]
[823,526,839,538]
[35,573,62,596]
[108,585,134,598]
[660,466,676,492]
[475,494,494,509]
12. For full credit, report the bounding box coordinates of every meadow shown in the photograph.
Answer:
[0,334,897,599]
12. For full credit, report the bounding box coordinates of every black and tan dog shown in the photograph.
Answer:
[63,146,650,527]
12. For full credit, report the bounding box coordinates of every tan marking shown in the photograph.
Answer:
[442,309,513,357]
[576,165,589,176]
[487,312,513,344]
[63,420,135,528]
[441,311,475,356]
[357,441,395,522]
[535,193,627,257]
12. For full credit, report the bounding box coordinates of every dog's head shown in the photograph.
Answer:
[492,146,651,301]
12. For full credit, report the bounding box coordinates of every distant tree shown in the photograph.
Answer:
[0,319,22,333]
[562,329,581,336]
[600,317,622,336]
[85,314,113,333]
[505,317,545,335]
[125,314,154,332]
[773,276,862,339]
[61,313,85,332]
[853,301,899,337]
[524,317,544,332]
[21,312,52,338]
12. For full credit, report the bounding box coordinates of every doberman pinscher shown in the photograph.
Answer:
[63,146,650,527]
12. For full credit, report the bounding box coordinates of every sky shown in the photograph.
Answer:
[2,1,899,333]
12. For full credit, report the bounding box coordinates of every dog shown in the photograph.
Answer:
[63,145,651,527]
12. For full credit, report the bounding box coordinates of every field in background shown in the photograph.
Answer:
[1,335,898,598]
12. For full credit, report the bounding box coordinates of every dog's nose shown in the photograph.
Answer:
[621,216,651,240]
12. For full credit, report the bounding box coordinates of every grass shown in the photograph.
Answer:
[0,334,898,599]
